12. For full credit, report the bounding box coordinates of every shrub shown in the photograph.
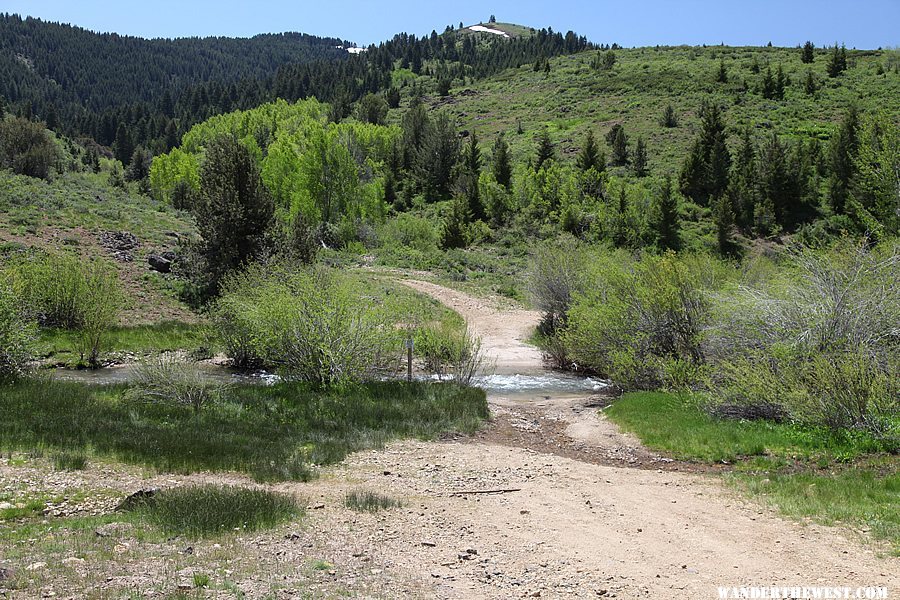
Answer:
[563,252,727,389]
[528,236,592,332]
[0,116,60,179]
[129,484,300,537]
[415,321,489,386]
[0,275,36,383]
[214,266,397,385]
[707,241,899,438]
[129,356,230,413]
[8,253,121,367]
[52,450,88,471]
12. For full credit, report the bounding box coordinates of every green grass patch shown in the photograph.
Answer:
[605,391,899,553]
[38,321,207,359]
[128,485,300,538]
[730,469,900,555]
[0,380,488,482]
[52,450,88,471]
[604,392,888,464]
[343,490,403,513]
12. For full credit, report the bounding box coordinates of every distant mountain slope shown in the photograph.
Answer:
[0,14,348,113]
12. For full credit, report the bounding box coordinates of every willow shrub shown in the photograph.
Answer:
[563,252,731,389]
[213,265,398,385]
[0,275,36,382]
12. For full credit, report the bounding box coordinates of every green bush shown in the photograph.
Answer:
[708,241,899,439]
[5,253,121,367]
[0,275,36,383]
[214,265,397,385]
[0,116,60,180]
[415,321,488,385]
[563,252,729,389]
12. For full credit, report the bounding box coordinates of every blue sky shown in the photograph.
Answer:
[4,0,898,49]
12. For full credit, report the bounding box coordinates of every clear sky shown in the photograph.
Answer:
[4,0,898,49]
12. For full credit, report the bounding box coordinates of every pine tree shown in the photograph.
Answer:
[716,59,728,83]
[759,133,794,229]
[492,133,512,189]
[728,128,759,230]
[463,132,485,221]
[800,41,815,64]
[827,43,848,77]
[534,129,555,171]
[761,66,776,99]
[576,130,602,172]
[193,135,274,298]
[610,125,629,166]
[774,65,786,100]
[679,100,730,206]
[827,106,859,215]
[632,137,648,177]
[441,195,471,249]
[804,70,818,95]
[660,104,678,128]
[113,123,134,166]
[653,176,680,251]
[712,195,735,256]
[418,112,460,201]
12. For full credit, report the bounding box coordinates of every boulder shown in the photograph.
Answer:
[147,254,172,273]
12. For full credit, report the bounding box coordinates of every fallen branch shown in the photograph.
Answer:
[450,488,522,496]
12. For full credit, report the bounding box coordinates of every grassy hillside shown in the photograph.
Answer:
[411,44,899,171]
[0,168,195,325]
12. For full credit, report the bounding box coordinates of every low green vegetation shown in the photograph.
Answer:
[127,485,300,537]
[605,391,899,554]
[37,321,207,361]
[0,380,488,481]
[343,490,403,513]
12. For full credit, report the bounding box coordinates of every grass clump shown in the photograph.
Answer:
[129,484,300,538]
[343,490,403,513]
[129,356,229,413]
[52,450,88,471]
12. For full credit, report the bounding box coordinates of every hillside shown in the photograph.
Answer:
[416,44,900,170]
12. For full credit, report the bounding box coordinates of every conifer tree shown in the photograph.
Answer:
[653,176,680,250]
[712,195,735,256]
[660,104,678,128]
[492,133,512,189]
[728,128,760,230]
[679,100,730,206]
[716,59,728,83]
[632,137,648,177]
[441,196,470,249]
[804,70,818,95]
[828,106,859,215]
[761,66,776,99]
[610,125,629,166]
[827,43,848,77]
[774,65,786,100]
[463,132,485,221]
[534,129,555,171]
[576,130,602,173]
[800,41,815,64]
[113,123,134,165]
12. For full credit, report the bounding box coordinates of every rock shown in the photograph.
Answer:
[0,567,12,581]
[99,231,140,262]
[116,488,158,512]
[312,503,325,510]
[25,563,47,572]
[421,540,437,547]
[180,546,194,555]
[147,254,172,273]
[94,522,135,538]
[0,502,13,510]
[62,557,85,566]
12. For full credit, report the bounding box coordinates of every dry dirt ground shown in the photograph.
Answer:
[0,281,897,599]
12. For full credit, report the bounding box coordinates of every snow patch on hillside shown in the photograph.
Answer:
[335,45,367,54]
[468,25,510,38]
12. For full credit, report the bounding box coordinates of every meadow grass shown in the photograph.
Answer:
[0,380,488,482]
[37,321,207,359]
[605,391,899,553]
[128,485,300,538]
[343,490,403,513]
